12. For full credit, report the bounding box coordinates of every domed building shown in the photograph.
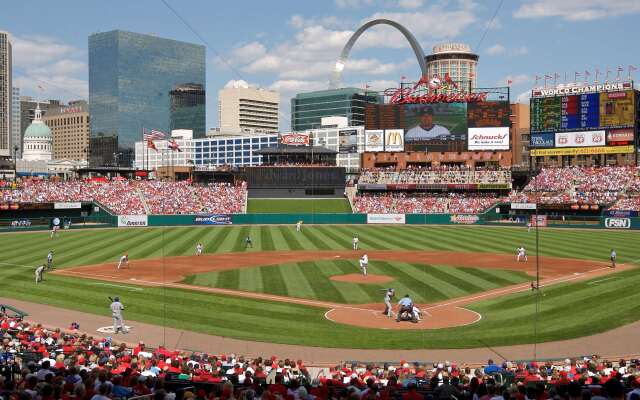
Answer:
[22,104,52,162]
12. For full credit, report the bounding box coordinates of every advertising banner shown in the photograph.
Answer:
[338,128,358,153]
[54,202,82,209]
[604,217,631,229]
[511,203,537,210]
[367,214,405,224]
[467,127,510,150]
[604,210,638,218]
[530,145,634,157]
[530,132,555,148]
[193,214,232,225]
[450,214,479,224]
[607,129,635,143]
[117,215,148,227]
[384,129,404,152]
[555,130,605,147]
[280,133,310,146]
[531,215,547,227]
[364,130,384,152]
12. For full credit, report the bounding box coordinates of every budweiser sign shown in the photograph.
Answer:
[385,75,488,104]
[280,133,310,146]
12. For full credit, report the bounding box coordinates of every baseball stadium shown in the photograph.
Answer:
[2,20,640,400]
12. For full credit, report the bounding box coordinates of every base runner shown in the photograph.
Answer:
[117,253,129,270]
[516,246,527,262]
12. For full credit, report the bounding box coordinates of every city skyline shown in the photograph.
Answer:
[1,0,639,131]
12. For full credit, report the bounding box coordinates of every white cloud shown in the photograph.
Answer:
[335,0,375,8]
[398,0,424,9]
[289,15,349,29]
[514,0,640,21]
[11,35,87,101]
[229,42,267,64]
[516,89,532,104]
[486,44,506,55]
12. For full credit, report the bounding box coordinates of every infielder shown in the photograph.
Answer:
[47,251,54,270]
[359,253,368,276]
[117,253,129,270]
[610,249,617,268]
[109,296,127,334]
[516,246,527,262]
[245,236,253,248]
[527,222,532,233]
[35,265,45,284]
[196,243,203,256]
[296,220,303,232]
[352,236,359,250]
[50,225,59,238]
[382,288,395,318]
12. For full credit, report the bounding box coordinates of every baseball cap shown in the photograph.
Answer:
[419,106,434,116]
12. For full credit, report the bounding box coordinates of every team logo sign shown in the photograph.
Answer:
[604,218,631,229]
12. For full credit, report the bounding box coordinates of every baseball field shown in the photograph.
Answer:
[1,224,639,350]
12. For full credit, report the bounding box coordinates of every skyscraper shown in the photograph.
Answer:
[0,31,12,158]
[89,30,205,166]
[291,88,378,132]
[170,83,205,136]
[11,87,20,159]
[425,43,478,91]
[218,81,279,133]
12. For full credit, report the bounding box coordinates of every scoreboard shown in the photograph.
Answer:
[531,89,636,133]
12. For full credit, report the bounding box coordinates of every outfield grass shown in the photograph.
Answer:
[183,260,530,304]
[0,225,639,349]
[247,199,352,213]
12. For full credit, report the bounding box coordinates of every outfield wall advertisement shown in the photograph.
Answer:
[193,214,232,225]
[530,145,634,156]
[367,214,406,224]
[118,215,148,227]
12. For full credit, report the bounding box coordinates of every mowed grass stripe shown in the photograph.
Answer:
[237,266,264,293]
[359,227,424,251]
[269,226,290,251]
[297,261,346,302]
[473,267,533,284]
[217,268,240,289]
[384,262,460,301]
[417,264,486,295]
[332,225,392,250]
[231,226,251,252]
[260,265,288,296]
[279,263,316,299]
[203,227,230,254]
[456,266,517,287]
[277,226,304,250]
[260,226,276,251]
[313,226,352,250]
[375,261,448,302]
[300,227,332,250]
[433,265,512,290]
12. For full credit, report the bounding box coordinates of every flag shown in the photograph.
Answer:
[507,79,513,85]
[617,66,624,72]
[544,74,553,79]
[401,76,407,80]
[444,73,458,88]
[168,139,182,152]
[143,129,166,141]
[630,65,638,71]
[584,70,590,76]
[147,138,158,152]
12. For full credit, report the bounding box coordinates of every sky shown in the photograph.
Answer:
[2,0,639,131]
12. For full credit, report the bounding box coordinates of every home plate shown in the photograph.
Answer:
[130,278,137,280]
[573,273,580,275]
[334,255,341,258]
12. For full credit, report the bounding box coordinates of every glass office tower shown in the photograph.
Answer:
[170,83,205,136]
[89,30,205,166]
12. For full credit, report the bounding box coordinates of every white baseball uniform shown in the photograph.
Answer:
[359,254,368,276]
[117,255,129,270]
[353,237,359,250]
[296,221,302,232]
[196,244,203,256]
[517,247,527,262]
[35,265,45,283]
[110,300,126,333]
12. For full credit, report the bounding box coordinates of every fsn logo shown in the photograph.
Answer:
[605,218,631,229]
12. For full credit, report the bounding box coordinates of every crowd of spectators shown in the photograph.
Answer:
[353,193,503,214]
[0,180,247,216]
[2,312,640,400]
[514,167,640,206]
[358,167,511,186]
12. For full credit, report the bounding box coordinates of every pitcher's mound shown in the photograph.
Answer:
[330,274,393,284]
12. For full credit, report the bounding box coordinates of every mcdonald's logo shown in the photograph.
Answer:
[385,129,404,151]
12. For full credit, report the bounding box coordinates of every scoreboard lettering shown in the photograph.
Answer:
[531,90,635,133]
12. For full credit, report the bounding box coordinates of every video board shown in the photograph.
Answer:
[364,100,510,151]
[531,90,636,133]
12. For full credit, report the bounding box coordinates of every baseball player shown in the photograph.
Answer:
[244,236,253,248]
[117,253,129,270]
[527,221,532,233]
[359,253,368,276]
[35,265,45,284]
[352,235,359,250]
[109,296,127,334]
[46,251,54,270]
[412,306,423,322]
[50,225,58,238]
[196,243,203,256]
[516,246,527,262]
[381,288,395,318]
[610,249,617,268]
[296,220,302,232]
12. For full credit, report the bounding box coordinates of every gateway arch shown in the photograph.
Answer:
[329,19,427,89]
